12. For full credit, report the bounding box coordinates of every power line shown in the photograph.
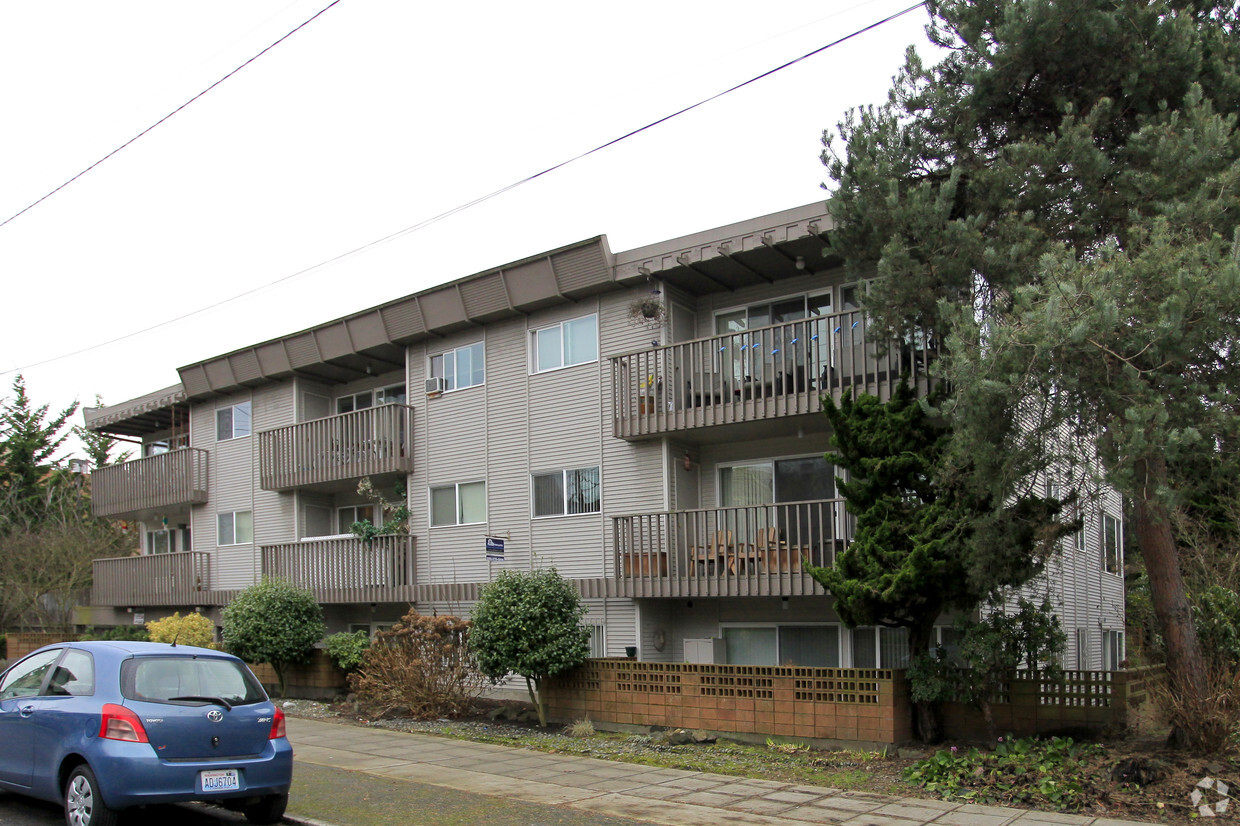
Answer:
[1,1,926,379]
[0,0,342,231]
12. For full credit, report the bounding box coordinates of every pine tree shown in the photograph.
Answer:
[0,374,78,530]
[823,0,1240,746]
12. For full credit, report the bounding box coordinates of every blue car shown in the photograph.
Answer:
[0,640,293,826]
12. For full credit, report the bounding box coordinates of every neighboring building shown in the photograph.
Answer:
[83,202,1125,669]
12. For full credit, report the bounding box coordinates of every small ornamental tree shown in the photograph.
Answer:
[222,578,325,697]
[469,567,590,726]
[146,611,215,648]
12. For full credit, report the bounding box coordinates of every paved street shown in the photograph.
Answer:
[284,717,1158,826]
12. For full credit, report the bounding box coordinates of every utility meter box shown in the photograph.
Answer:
[683,637,726,664]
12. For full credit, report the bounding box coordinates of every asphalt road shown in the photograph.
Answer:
[0,789,253,826]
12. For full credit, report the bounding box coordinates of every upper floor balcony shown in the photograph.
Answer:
[258,403,415,492]
[90,448,210,520]
[611,312,936,441]
[261,534,416,603]
[92,551,210,607]
[612,499,847,598]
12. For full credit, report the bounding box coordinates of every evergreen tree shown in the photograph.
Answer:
[807,384,1069,742]
[0,374,78,530]
[823,0,1240,746]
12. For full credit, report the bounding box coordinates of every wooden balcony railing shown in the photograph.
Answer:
[92,551,210,607]
[611,313,937,439]
[258,404,415,491]
[261,534,416,603]
[612,499,848,597]
[90,448,209,519]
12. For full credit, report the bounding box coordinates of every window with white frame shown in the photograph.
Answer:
[531,315,597,373]
[532,467,600,517]
[337,384,406,414]
[1102,629,1125,670]
[430,482,486,526]
[216,402,251,441]
[852,626,909,668]
[585,625,605,658]
[430,342,484,391]
[337,505,376,534]
[217,511,253,546]
[1075,628,1090,670]
[722,625,841,667]
[1102,513,1122,574]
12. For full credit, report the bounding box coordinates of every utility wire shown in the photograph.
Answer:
[0,0,342,231]
[1,1,926,378]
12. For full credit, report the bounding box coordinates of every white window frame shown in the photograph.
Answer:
[584,624,606,658]
[1101,512,1122,575]
[1102,629,1125,671]
[849,626,909,669]
[719,622,842,667]
[430,342,485,392]
[216,401,251,441]
[430,481,487,527]
[337,504,376,534]
[217,510,253,546]
[532,466,601,518]
[531,314,598,373]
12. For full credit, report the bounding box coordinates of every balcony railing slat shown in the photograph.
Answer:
[91,448,209,519]
[258,404,415,491]
[92,551,210,606]
[611,314,938,439]
[261,535,416,603]
[613,499,847,598]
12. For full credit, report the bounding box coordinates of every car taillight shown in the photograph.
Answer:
[269,705,286,740]
[100,703,149,743]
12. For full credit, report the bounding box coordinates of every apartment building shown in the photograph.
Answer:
[83,201,1126,670]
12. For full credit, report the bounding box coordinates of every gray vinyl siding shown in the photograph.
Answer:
[581,599,637,656]
[198,392,257,591]
[252,383,296,548]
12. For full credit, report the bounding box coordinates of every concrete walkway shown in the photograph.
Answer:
[285,717,1156,826]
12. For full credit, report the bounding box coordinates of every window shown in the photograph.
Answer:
[532,315,597,372]
[1075,628,1090,670]
[1103,630,1125,671]
[217,511,253,546]
[337,384,406,414]
[47,649,94,696]
[852,627,909,668]
[431,482,486,526]
[585,625,605,658]
[430,342,485,391]
[1102,513,1122,574]
[533,467,600,517]
[144,432,188,457]
[337,505,376,534]
[216,402,251,441]
[722,626,840,666]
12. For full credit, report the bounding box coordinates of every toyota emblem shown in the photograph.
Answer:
[206,710,224,723]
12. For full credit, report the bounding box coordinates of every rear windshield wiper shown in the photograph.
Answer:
[167,695,233,710]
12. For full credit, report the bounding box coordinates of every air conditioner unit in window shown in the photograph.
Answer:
[425,377,447,396]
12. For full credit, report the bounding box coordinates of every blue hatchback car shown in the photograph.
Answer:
[0,640,293,826]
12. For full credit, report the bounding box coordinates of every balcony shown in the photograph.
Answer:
[261,534,416,603]
[259,404,414,492]
[92,551,210,607]
[611,312,937,440]
[91,449,209,520]
[612,499,847,598]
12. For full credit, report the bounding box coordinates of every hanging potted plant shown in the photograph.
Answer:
[627,295,665,327]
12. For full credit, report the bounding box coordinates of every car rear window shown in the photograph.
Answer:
[121,656,268,706]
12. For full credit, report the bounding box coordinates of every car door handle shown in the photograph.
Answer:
[19,705,35,717]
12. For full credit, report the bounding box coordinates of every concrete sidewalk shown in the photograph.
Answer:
[284,717,1155,826]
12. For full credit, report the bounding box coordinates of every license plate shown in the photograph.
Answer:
[200,769,239,792]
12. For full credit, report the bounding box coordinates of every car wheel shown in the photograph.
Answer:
[64,765,119,826]
[243,792,288,825]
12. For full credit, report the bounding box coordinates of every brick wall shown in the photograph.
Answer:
[543,660,911,746]
[249,649,349,700]
[6,632,77,660]
[543,660,1153,746]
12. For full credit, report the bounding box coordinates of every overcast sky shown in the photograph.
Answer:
[0,0,936,451]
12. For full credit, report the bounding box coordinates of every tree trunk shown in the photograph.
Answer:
[1133,455,1207,747]
[908,621,943,744]
[526,675,547,727]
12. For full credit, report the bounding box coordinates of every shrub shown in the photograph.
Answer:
[222,578,325,697]
[349,609,486,718]
[146,611,215,647]
[78,625,150,642]
[324,630,370,672]
[470,567,590,726]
